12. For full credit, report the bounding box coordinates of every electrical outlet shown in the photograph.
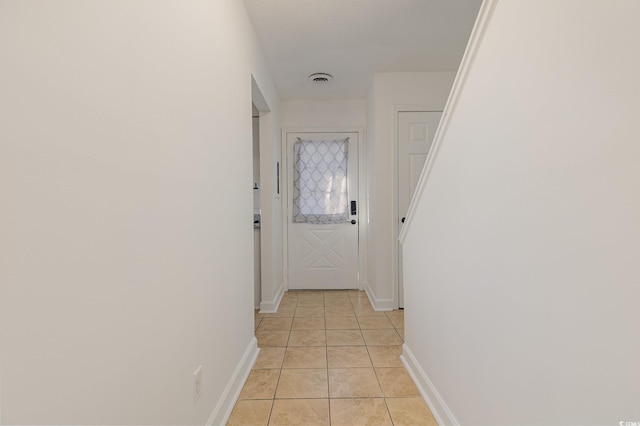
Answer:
[193,365,203,404]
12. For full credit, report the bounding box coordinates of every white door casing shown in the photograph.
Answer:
[286,132,359,290]
[398,111,442,307]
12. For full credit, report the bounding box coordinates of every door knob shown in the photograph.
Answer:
[351,219,357,224]
[401,217,406,223]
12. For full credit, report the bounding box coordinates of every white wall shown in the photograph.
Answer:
[257,108,284,312]
[0,1,279,424]
[365,87,377,294]
[402,1,640,424]
[366,73,455,309]
[281,99,366,129]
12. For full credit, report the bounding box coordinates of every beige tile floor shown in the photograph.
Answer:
[227,290,438,425]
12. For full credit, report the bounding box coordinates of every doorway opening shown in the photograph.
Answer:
[285,131,359,290]
[281,128,366,294]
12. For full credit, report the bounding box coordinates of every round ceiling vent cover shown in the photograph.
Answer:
[309,73,333,84]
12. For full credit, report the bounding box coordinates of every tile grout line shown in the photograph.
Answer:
[267,296,296,425]
[324,296,332,425]
[361,311,397,425]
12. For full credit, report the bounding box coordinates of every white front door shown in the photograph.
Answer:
[398,111,442,307]
[286,132,359,290]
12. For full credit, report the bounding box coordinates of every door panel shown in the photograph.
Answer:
[409,153,428,197]
[287,132,359,290]
[398,112,442,307]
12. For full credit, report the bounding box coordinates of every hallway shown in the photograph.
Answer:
[227,290,436,425]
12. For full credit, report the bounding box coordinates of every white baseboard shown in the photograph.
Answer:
[400,344,459,426]
[207,337,260,426]
[259,283,284,313]
[363,281,394,311]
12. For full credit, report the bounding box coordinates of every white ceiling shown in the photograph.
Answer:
[243,0,482,100]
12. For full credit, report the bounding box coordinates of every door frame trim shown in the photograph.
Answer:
[281,127,366,292]
[393,107,442,309]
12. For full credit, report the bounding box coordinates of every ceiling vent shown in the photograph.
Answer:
[308,73,333,84]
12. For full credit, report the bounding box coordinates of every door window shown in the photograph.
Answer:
[292,137,349,224]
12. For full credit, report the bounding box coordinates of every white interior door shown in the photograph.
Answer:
[398,111,442,307]
[287,132,359,290]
